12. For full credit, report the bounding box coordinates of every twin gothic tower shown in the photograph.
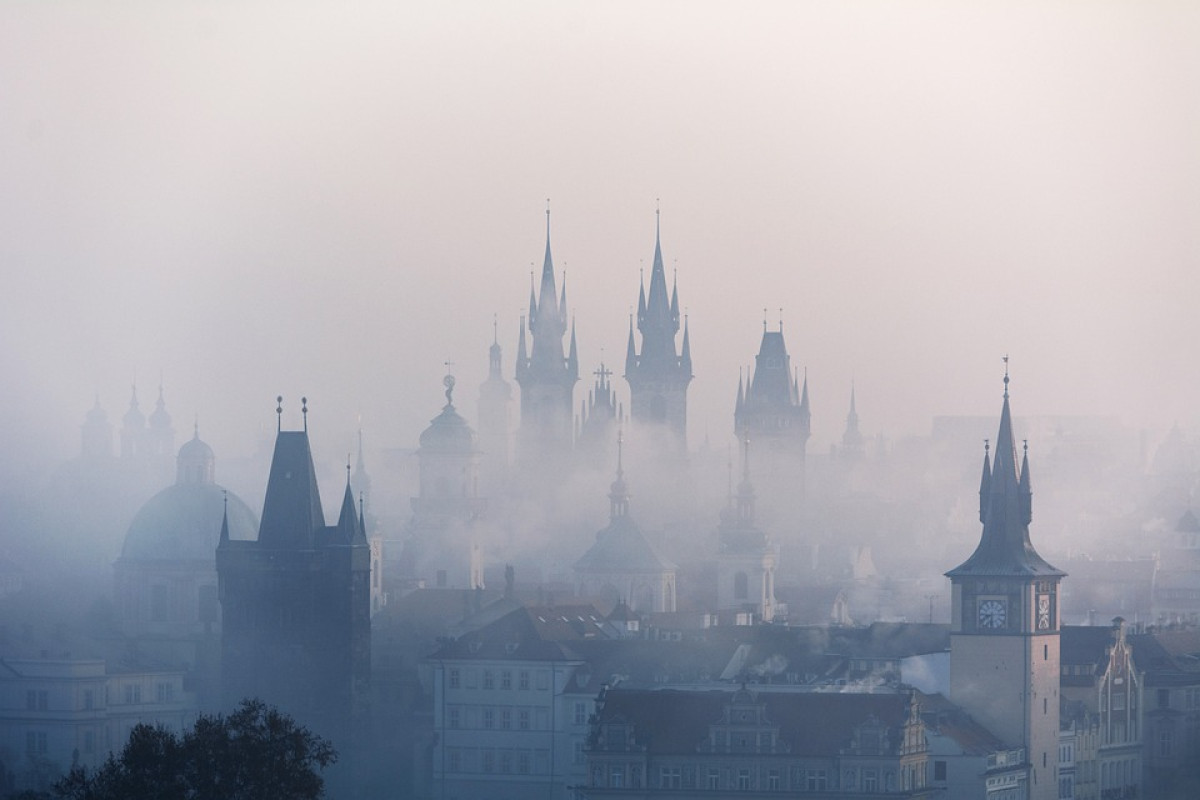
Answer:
[511,210,692,467]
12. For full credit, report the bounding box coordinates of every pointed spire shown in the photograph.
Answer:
[567,317,579,379]
[539,203,558,319]
[799,369,811,419]
[218,490,230,545]
[680,315,692,374]
[559,271,568,327]
[336,471,360,544]
[515,315,528,377]
[527,272,538,333]
[978,439,992,523]
[670,272,680,324]
[947,364,1063,579]
[643,208,672,330]
[609,429,630,520]
[736,369,745,416]
[1019,439,1032,525]
[625,315,637,375]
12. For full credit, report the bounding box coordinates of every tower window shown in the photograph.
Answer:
[1044,644,1048,660]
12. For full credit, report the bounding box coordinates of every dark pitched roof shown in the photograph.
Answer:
[596,688,912,757]
[428,605,608,662]
[919,692,1008,754]
[1129,630,1200,685]
[258,431,325,548]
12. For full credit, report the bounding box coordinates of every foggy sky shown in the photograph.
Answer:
[2,1,1198,487]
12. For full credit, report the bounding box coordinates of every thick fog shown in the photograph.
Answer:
[2,0,1198,592]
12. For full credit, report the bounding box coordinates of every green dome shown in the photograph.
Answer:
[120,483,257,562]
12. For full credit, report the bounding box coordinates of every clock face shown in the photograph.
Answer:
[1037,595,1051,630]
[978,599,1007,629]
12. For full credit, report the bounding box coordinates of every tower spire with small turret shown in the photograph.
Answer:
[624,206,692,451]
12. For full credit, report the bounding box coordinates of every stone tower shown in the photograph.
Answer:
[734,324,811,457]
[946,371,1065,800]
[624,212,692,452]
[217,398,371,742]
[515,209,578,467]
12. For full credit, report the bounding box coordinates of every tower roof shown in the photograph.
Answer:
[258,429,326,549]
[947,375,1064,579]
[628,211,688,382]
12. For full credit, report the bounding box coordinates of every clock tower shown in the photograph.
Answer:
[946,371,1065,800]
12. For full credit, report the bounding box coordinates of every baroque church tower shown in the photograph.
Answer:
[946,370,1065,800]
[624,212,692,451]
[715,439,778,622]
[515,209,578,466]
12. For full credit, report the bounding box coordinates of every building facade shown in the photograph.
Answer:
[582,687,934,798]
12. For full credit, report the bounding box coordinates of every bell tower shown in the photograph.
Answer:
[946,366,1065,800]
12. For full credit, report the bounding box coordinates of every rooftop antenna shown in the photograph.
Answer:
[301,397,308,431]
[1002,354,1010,398]
[276,396,283,431]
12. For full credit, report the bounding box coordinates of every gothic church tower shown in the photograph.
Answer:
[946,371,1064,800]
[515,209,578,466]
[624,212,692,452]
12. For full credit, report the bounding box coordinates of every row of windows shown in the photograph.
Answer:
[447,668,549,692]
[1100,756,1138,790]
[444,747,550,775]
[115,682,177,705]
[22,685,175,712]
[588,762,915,792]
[446,705,549,731]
